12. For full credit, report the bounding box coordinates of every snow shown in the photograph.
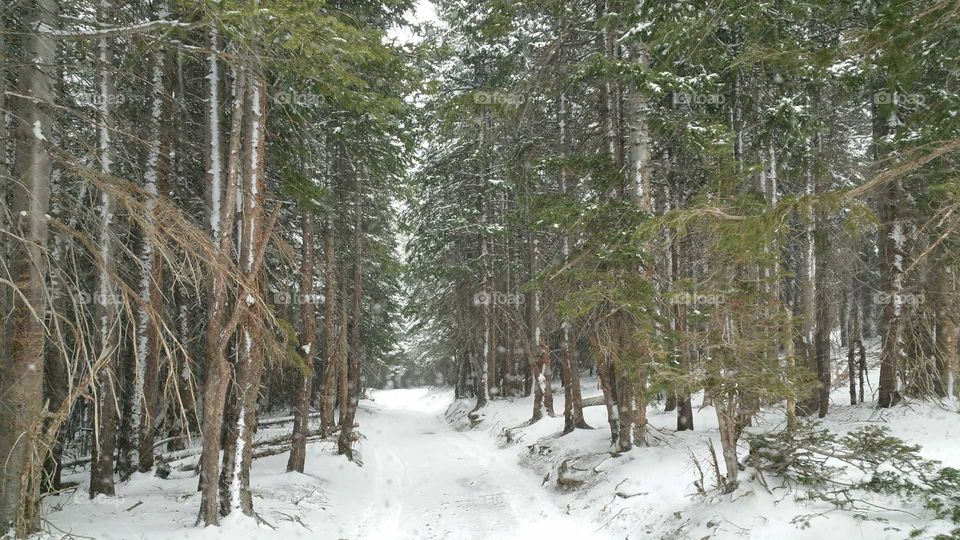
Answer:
[32,120,46,141]
[38,340,960,540]
[41,388,612,540]
[207,31,223,242]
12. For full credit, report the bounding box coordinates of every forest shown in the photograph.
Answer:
[1,0,960,538]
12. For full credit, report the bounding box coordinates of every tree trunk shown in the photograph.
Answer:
[814,186,831,418]
[0,0,57,533]
[288,203,318,472]
[338,173,364,459]
[527,233,544,422]
[875,86,904,408]
[219,71,268,518]
[319,207,339,436]
[557,90,587,432]
[137,8,173,472]
[91,0,120,496]
[590,324,619,445]
[932,255,956,398]
[196,49,244,527]
[673,242,694,431]
[715,397,739,492]
[796,146,819,416]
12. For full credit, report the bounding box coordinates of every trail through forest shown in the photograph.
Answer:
[332,389,612,540]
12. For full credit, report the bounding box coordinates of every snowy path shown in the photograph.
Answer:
[329,388,613,540]
[43,388,615,540]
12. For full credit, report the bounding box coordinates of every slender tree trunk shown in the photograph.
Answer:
[848,278,862,405]
[673,242,693,431]
[814,180,831,418]
[319,206,338,436]
[197,47,244,526]
[91,0,120,496]
[590,324,619,445]
[796,144,818,416]
[220,71,268,518]
[288,200,318,472]
[338,173,364,459]
[932,255,956,398]
[137,6,173,471]
[0,1,57,533]
[527,233,544,422]
[876,88,904,408]
[557,90,587,432]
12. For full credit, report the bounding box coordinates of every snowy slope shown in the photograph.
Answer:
[449,357,960,539]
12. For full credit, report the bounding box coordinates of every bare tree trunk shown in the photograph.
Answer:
[814,193,831,418]
[932,255,956,398]
[557,90,587,432]
[288,198,318,472]
[715,397,739,492]
[590,324,619,445]
[0,1,57,533]
[196,48,244,526]
[219,72,268,518]
[847,280,862,405]
[338,173,364,459]
[137,5,173,471]
[527,233,544,422]
[319,207,338,436]
[797,144,818,416]
[875,88,904,408]
[673,243,693,431]
[91,0,120,496]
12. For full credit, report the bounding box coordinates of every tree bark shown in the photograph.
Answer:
[91,0,120,496]
[319,207,339,436]
[337,172,364,459]
[219,71,268,518]
[0,0,57,533]
[137,5,173,471]
[288,198,318,472]
[932,255,956,398]
[196,49,244,526]
[875,87,904,408]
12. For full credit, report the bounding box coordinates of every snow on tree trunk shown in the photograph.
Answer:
[91,0,121,496]
[136,1,171,473]
[197,59,246,527]
[876,88,905,409]
[220,71,268,518]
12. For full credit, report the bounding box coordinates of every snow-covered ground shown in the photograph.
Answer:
[39,345,960,539]
[40,388,612,540]
[448,356,960,538]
